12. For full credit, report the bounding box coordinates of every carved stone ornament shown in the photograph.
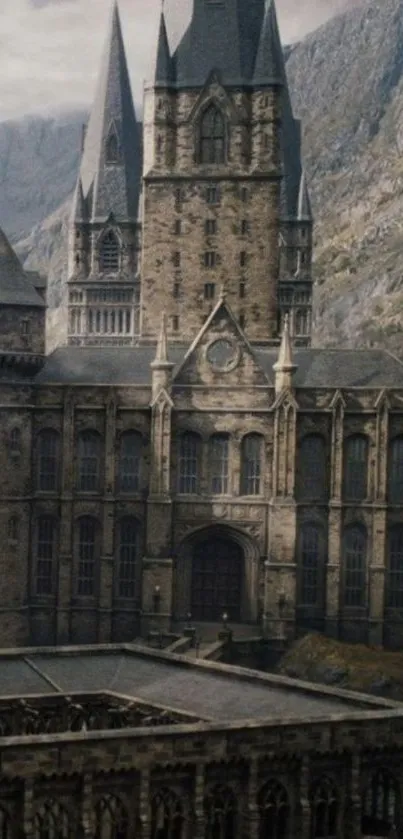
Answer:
[206,338,240,372]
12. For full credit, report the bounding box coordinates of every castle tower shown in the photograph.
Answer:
[67,1,142,346]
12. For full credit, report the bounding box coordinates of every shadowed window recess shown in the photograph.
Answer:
[116,517,139,599]
[362,770,399,837]
[299,523,324,608]
[343,524,367,608]
[95,794,129,839]
[343,435,368,501]
[35,516,56,596]
[100,230,120,273]
[310,778,338,839]
[240,433,263,495]
[178,432,201,495]
[118,431,142,493]
[210,433,230,495]
[34,801,73,839]
[387,525,403,609]
[105,132,119,164]
[76,516,99,597]
[388,436,403,503]
[199,104,226,164]
[298,435,327,500]
[37,429,60,491]
[258,781,289,839]
[204,785,237,839]
[77,430,102,492]
[151,788,184,839]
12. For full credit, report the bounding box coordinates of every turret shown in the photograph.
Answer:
[151,312,175,401]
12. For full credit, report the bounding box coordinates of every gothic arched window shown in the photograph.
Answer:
[204,785,237,839]
[77,430,102,492]
[105,133,119,164]
[240,433,263,496]
[298,434,327,500]
[118,431,142,493]
[0,808,11,839]
[37,429,60,491]
[151,788,184,839]
[388,436,403,503]
[178,432,201,495]
[34,800,72,839]
[311,778,338,839]
[35,516,56,596]
[210,433,230,495]
[299,523,323,607]
[295,309,309,336]
[76,516,99,596]
[343,524,367,607]
[387,525,403,608]
[200,104,226,164]
[95,795,129,839]
[362,770,399,836]
[343,435,368,501]
[100,230,120,273]
[258,781,289,839]
[117,517,139,599]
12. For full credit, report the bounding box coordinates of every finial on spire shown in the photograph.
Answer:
[273,313,297,392]
[155,5,172,86]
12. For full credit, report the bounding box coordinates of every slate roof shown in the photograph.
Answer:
[35,345,403,389]
[75,2,141,223]
[0,647,386,722]
[155,12,173,86]
[0,228,45,308]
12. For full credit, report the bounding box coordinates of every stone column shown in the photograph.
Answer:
[348,752,362,839]
[98,392,116,642]
[326,393,345,639]
[368,396,389,646]
[139,768,151,839]
[23,778,34,839]
[193,763,206,839]
[245,758,259,839]
[82,772,93,839]
[298,756,311,839]
[57,388,75,644]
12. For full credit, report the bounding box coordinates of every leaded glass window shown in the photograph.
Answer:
[36,516,56,596]
[362,770,398,834]
[178,432,201,494]
[210,434,229,495]
[34,800,72,839]
[95,795,129,839]
[78,430,101,492]
[343,435,368,501]
[241,433,263,495]
[343,525,366,607]
[200,104,226,164]
[387,526,403,608]
[298,435,327,500]
[119,431,142,493]
[258,781,289,839]
[117,517,138,599]
[151,789,184,839]
[37,429,60,491]
[77,516,98,596]
[100,231,119,272]
[204,786,237,839]
[311,779,338,839]
[388,436,403,503]
[299,524,322,606]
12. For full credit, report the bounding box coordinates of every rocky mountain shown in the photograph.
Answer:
[7,0,403,354]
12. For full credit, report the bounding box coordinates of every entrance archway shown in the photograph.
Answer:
[191,534,243,621]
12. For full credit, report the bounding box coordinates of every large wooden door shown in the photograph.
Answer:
[191,537,242,621]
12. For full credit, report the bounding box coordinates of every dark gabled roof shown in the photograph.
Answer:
[0,228,45,308]
[253,0,284,85]
[35,345,403,389]
[77,2,141,223]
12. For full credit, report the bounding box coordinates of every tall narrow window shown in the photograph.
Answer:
[258,781,289,839]
[37,429,60,492]
[35,516,56,596]
[206,185,220,205]
[204,283,215,300]
[343,435,368,501]
[178,432,201,494]
[151,789,184,839]
[77,516,98,596]
[205,218,217,235]
[295,309,309,336]
[299,524,322,606]
[210,434,229,495]
[362,770,399,836]
[10,427,21,455]
[117,517,138,599]
[34,801,72,839]
[343,524,366,607]
[100,230,119,273]
[240,251,247,267]
[387,526,403,608]
[95,795,129,839]
[204,786,237,839]
[200,104,226,164]
[119,431,142,493]
[8,516,18,542]
[78,431,101,492]
[298,435,327,500]
[388,436,403,503]
[105,133,119,163]
[0,809,11,839]
[204,251,217,269]
[241,434,263,495]
[311,779,338,839]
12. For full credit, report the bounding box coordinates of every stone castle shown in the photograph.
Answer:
[0,0,403,649]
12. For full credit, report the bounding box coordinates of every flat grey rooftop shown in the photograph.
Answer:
[0,646,391,723]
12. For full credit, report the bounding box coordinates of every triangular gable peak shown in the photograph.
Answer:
[329,389,346,411]
[187,71,242,126]
[173,294,271,388]
[273,387,299,412]
[150,387,174,410]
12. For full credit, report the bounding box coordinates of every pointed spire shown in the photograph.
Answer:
[298,170,313,221]
[253,0,284,85]
[151,312,174,399]
[78,0,141,222]
[71,177,88,223]
[154,312,169,364]
[273,315,297,393]
[0,227,45,308]
[155,10,172,86]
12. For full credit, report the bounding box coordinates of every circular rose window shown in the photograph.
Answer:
[206,338,239,372]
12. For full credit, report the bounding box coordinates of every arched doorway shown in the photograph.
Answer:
[191,535,243,621]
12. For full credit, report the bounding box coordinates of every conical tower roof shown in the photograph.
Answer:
[78,1,141,223]
[0,227,45,308]
[298,170,313,221]
[71,177,88,223]
[273,315,297,374]
[253,0,284,85]
[155,11,173,86]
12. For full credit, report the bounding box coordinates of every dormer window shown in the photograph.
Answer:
[105,132,119,164]
[199,104,226,164]
[100,230,120,273]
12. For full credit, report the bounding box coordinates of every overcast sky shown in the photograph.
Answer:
[0,0,352,120]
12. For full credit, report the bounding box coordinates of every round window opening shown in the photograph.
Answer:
[206,338,239,372]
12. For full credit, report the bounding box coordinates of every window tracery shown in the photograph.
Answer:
[34,800,72,839]
[77,430,101,492]
[178,432,201,495]
[343,524,366,607]
[118,431,142,493]
[299,524,323,607]
[151,789,184,839]
[240,433,263,495]
[117,517,139,599]
[35,516,56,596]
[362,770,399,836]
[210,434,229,495]
[258,781,289,839]
[388,436,403,502]
[76,516,98,596]
[37,429,60,491]
[95,795,129,839]
[199,104,226,164]
[100,230,120,273]
[310,778,338,838]
[343,435,368,501]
